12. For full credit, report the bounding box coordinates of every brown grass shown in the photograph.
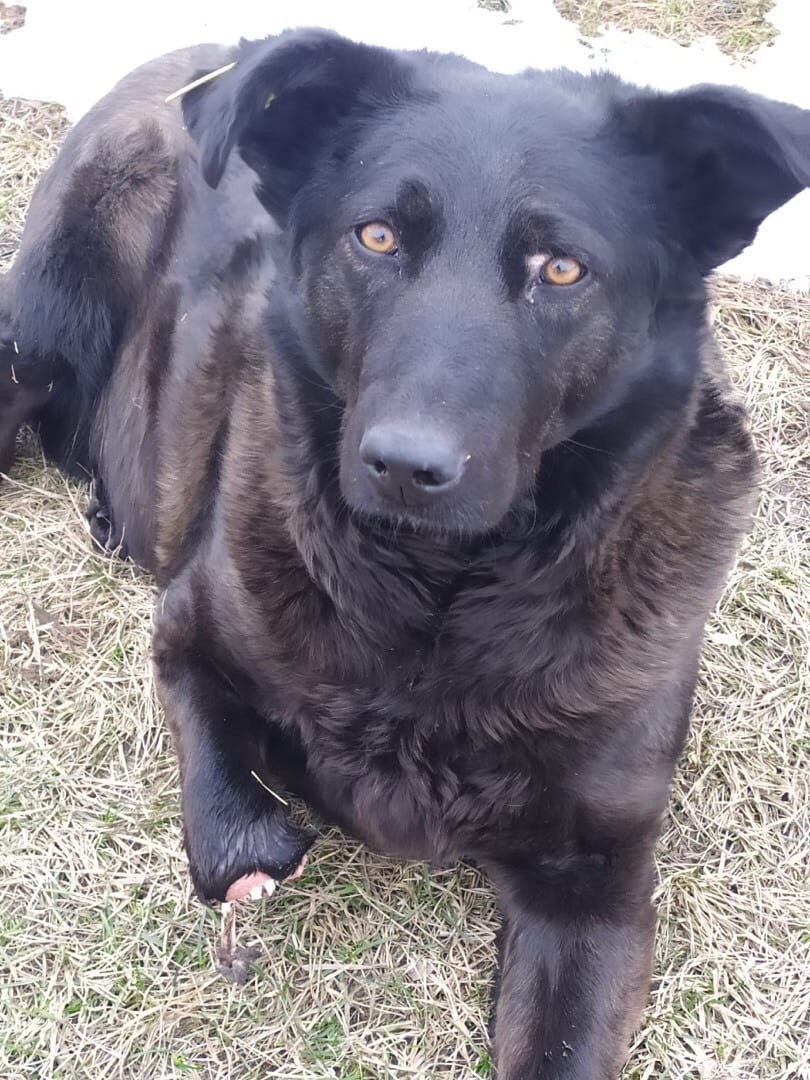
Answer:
[552,0,777,57]
[1,89,808,1079]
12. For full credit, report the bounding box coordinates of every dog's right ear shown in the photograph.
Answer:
[182,29,411,220]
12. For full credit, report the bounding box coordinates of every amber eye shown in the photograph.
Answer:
[540,255,586,286]
[356,221,398,255]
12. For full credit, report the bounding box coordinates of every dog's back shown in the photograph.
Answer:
[0,45,251,556]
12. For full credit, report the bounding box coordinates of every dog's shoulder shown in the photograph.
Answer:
[597,335,757,660]
[674,335,759,548]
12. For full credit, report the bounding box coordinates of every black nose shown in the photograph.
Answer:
[359,425,467,503]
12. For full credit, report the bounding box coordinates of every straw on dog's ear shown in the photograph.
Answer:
[620,85,810,271]
[183,29,410,221]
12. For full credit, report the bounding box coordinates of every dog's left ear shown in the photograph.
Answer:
[620,85,810,271]
[182,29,411,222]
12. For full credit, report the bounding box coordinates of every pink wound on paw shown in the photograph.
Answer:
[224,855,307,901]
[225,872,276,902]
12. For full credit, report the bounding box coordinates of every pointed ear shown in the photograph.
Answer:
[182,29,411,219]
[619,84,810,271]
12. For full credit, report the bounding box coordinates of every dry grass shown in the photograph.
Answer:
[1,87,808,1080]
[552,0,777,56]
[0,96,68,262]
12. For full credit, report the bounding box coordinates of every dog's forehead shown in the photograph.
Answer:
[344,69,642,238]
[371,72,604,159]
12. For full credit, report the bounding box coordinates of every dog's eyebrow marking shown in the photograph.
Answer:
[394,179,441,270]
[396,179,433,223]
[164,62,237,104]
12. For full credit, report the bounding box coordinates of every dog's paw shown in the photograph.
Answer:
[186,809,316,906]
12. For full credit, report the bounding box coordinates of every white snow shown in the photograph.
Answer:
[1,0,809,285]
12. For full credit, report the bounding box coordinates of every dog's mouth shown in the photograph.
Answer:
[340,463,518,539]
[351,499,488,536]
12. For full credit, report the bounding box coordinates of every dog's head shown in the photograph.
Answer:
[185,30,810,533]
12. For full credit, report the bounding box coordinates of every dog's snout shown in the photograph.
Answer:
[360,425,466,502]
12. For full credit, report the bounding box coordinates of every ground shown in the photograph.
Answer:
[0,19,808,1080]
[549,0,776,55]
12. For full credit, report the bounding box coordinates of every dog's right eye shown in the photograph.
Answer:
[356,222,398,255]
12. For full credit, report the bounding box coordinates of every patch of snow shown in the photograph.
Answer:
[1,0,808,285]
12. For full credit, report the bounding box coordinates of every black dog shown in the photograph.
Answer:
[2,29,808,1077]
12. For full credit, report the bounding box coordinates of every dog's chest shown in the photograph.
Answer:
[284,669,566,861]
[231,508,626,857]
[254,573,588,860]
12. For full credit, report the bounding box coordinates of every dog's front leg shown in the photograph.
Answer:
[487,839,657,1079]
[153,616,314,904]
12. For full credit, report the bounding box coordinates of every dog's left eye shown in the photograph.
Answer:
[540,255,586,286]
[356,222,398,255]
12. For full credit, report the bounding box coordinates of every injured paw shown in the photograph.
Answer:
[224,871,277,902]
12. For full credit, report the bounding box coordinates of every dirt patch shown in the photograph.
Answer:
[553,0,777,57]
